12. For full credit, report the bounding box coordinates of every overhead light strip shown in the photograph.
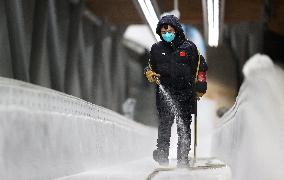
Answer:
[207,0,219,47]
[214,0,219,46]
[207,0,214,46]
[137,0,160,41]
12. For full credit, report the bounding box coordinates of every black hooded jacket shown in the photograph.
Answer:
[149,15,207,93]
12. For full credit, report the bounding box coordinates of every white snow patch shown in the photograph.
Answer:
[213,54,284,180]
[242,53,274,77]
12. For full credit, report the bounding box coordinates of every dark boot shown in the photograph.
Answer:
[153,149,169,166]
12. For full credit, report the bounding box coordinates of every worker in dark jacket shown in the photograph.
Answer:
[144,15,208,167]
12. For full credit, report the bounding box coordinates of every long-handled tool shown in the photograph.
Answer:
[191,90,227,171]
[193,50,201,165]
[193,98,198,164]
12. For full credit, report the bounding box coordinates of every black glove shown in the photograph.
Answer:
[195,81,207,99]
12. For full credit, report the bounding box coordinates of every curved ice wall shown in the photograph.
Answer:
[212,54,284,180]
[0,77,156,180]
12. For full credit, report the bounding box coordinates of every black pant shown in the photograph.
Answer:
[156,84,194,160]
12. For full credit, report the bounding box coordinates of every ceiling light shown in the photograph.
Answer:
[207,0,219,47]
[137,0,160,41]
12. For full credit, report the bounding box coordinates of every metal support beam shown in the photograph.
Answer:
[152,0,161,17]
[262,0,272,23]
[92,22,113,107]
[91,27,103,104]
[29,0,48,84]
[64,0,84,96]
[219,0,226,44]
[4,0,29,81]
[83,8,102,26]
[47,0,63,91]
[78,25,89,100]
[201,0,208,43]
[225,29,243,94]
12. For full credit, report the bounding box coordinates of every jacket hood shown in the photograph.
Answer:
[156,15,186,45]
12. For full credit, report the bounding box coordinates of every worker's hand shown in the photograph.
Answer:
[145,70,160,83]
[196,92,204,100]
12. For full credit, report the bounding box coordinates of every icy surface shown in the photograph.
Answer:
[56,158,157,180]
[57,86,226,180]
[212,54,284,180]
[0,77,156,179]
[4,54,282,179]
[57,158,231,180]
[153,167,231,180]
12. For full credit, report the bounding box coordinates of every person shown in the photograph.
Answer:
[144,15,208,167]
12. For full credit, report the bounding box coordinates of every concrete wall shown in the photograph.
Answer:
[0,77,156,180]
[212,54,284,180]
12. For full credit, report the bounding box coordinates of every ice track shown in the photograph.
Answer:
[212,54,284,180]
[0,54,283,179]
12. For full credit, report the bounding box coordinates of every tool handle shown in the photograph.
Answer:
[193,98,198,164]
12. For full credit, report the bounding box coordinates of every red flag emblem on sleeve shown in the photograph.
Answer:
[179,51,186,57]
